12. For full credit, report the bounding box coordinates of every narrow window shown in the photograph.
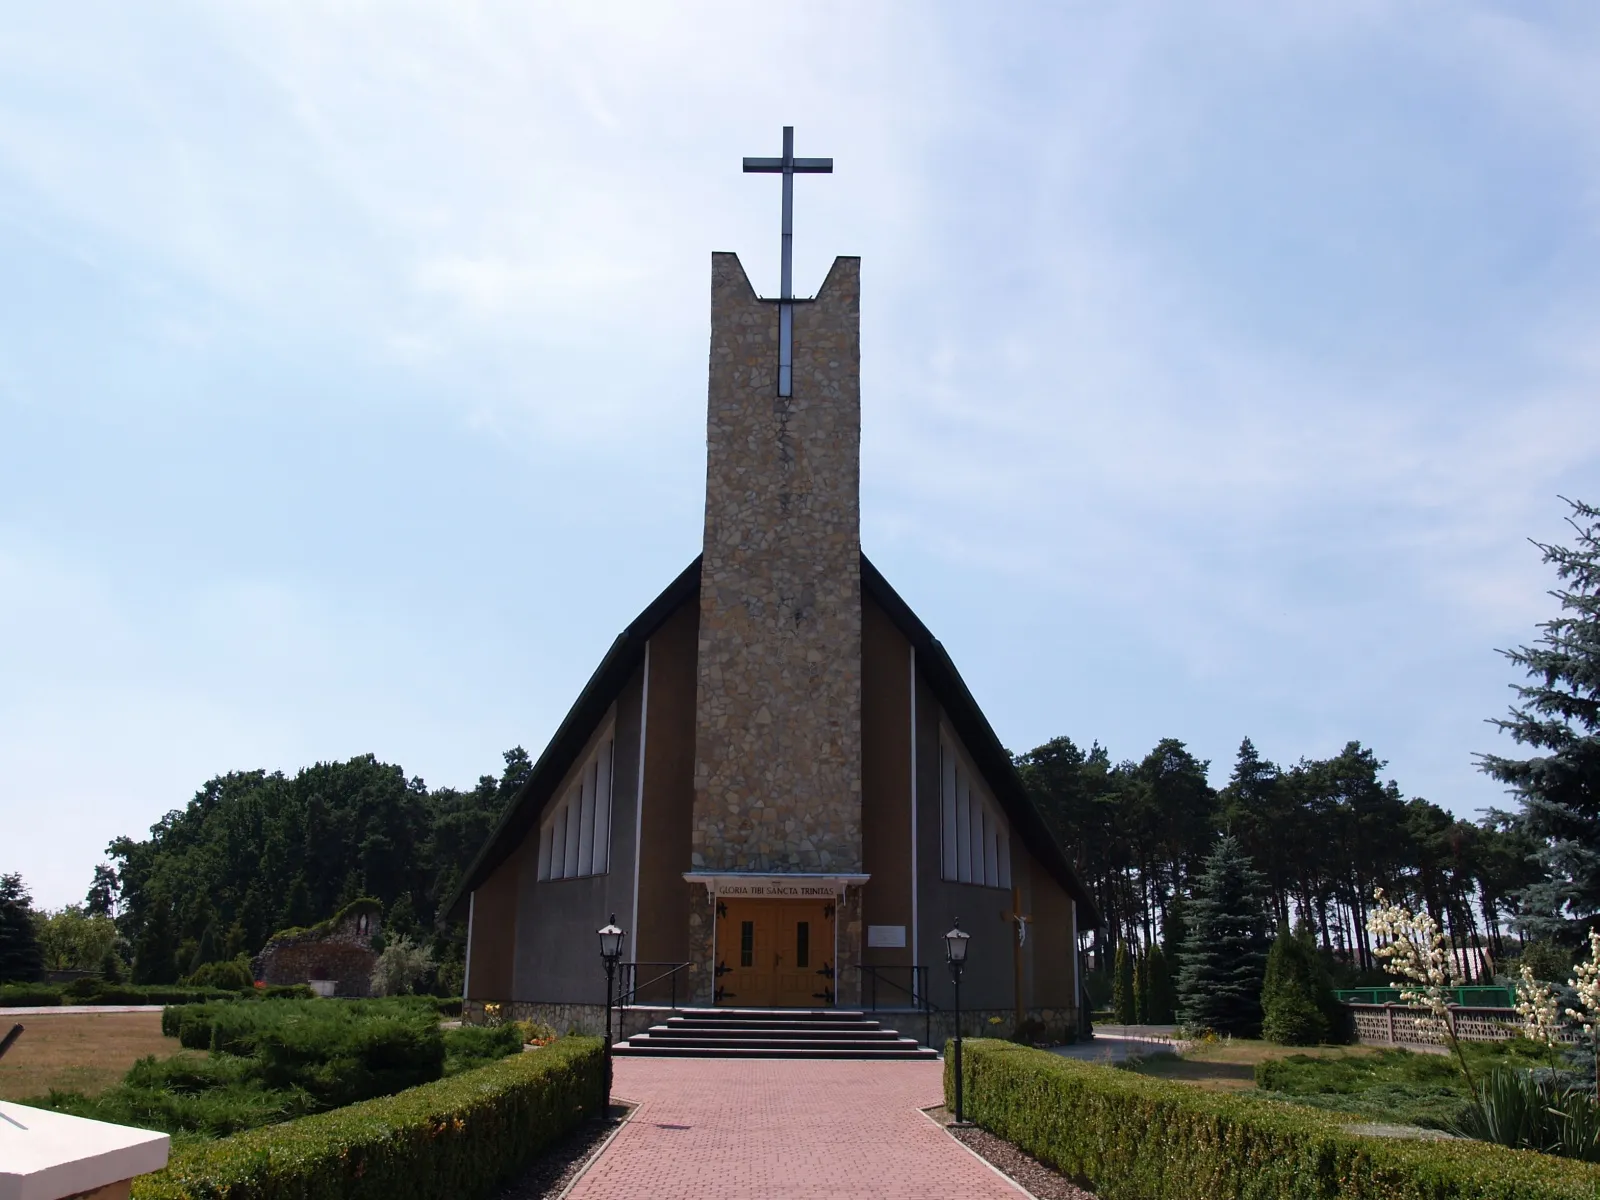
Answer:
[740,921,754,968]
[796,921,810,968]
[577,761,597,876]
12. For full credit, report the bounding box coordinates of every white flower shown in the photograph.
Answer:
[1564,927,1600,1039]
[1515,964,1565,1045]
[1367,888,1455,1032]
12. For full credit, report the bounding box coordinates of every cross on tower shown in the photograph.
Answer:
[743,126,833,397]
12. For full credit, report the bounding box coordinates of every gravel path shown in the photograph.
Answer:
[926,1107,1097,1200]
[494,1103,634,1200]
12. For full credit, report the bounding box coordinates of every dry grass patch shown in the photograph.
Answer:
[0,1011,177,1101]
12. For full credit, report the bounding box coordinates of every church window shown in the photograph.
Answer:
[796,921,810,968]
[536,733,615,881]
[939,730,1012,889]
[740,921,754,967]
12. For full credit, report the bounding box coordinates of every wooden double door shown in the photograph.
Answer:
[715,899,835,1007]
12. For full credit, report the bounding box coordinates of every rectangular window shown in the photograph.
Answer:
[740,921,754,968]
[938,727,1012,889]
[536,732,616,881]
[796,921,810,968]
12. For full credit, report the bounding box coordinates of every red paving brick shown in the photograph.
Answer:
[567,1057,1024,1199]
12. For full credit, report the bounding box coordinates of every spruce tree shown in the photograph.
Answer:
[1480,499,1600,943]
[0,873,44,983]
[1113,941,1136,1024]
[1176,835,1271,1036]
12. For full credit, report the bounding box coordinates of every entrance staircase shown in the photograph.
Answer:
[611,1008,938,1060]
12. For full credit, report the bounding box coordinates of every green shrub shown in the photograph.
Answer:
[1255,1040,1568,1131]
[948,1038,1600,1199]
[0,983,61,1006]
[444,1023,525,1074]
[132,1038,604,1200]
[184,959,255,990]
[171,998,446,1108]
[1451,1067,1600,1161]
[62,981,240,1006]
[1261,929,1333,1046]
[38,1052,317,1139]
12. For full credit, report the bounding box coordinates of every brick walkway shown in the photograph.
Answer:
[567,1058,1024,1199]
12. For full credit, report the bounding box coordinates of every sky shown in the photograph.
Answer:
[3,3,1598,910]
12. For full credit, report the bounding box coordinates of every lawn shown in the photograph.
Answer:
[1128,1038,1382,1093]
[1124,1035,1569,1131]
[0,1012,179,1101]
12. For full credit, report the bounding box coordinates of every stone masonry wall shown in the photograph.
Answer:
[690,253,863,877]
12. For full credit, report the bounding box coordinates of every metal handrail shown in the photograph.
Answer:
[854,965,938,1049]
[617,961,691,1009]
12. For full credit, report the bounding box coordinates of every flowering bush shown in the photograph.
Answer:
[1368,889,1479,1103]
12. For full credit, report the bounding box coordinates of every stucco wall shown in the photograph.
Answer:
[861,593,914,985]
[506,677,646,1005]
[634,599,699,999]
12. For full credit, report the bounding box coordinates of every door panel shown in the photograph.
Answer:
[715,899,836,1007]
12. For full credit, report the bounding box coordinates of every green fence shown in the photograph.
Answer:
[1334,985,1513,1007]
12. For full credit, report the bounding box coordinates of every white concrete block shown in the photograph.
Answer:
[0,1101,169,1200]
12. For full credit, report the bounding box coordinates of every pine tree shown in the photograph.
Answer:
[1113,941,1136,1024]
[1176,835,1271,1036]
[0,873,45,983]
[1480,499,1600,944]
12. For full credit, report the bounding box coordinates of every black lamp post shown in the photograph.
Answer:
[598,914,625,1114]
[945,918,972,1127]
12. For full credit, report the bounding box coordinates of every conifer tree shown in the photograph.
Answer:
[1261,926,1335,1045]
[1113,941,1136,1024]
[0,873,44,983]
[1176,835,1271,1035]
[1145,943,1175,1024]
[1480,499,1600,943]
[1133,950,1148,1023]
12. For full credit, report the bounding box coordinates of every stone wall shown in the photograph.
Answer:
[690,253,864,878]
[252,906,380,997]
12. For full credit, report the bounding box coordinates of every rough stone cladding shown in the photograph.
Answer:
[691,253,863,876]
[252,909,380,997]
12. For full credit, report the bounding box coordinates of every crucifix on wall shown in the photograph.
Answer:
[1000,886,1031,1029]
[743,126,833,398]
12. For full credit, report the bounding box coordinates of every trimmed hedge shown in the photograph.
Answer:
[0,983,62,1006]
[946,1038,1600,1199]
[132,1037,604,1200]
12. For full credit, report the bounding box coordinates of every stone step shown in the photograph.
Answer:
[612,1040,938,1060]
[614,1006,934,1059]
[657,1019,890,1034]
[625,1033,926,1050]
[640,1027,907,1044]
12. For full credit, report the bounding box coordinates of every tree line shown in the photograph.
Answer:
[1016,733,1537,980]
[1018,498,1599,985]
[1,501,1595,996]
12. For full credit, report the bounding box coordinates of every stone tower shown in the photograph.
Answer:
[690,252,863,875]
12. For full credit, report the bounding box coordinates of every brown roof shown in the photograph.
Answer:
[444,555,1099,926]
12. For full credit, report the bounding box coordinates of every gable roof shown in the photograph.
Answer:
[445,555,1099,926]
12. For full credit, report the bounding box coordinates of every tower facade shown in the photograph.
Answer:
[690,252,863,876]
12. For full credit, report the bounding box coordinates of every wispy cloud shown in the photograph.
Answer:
[2,2,1598,904]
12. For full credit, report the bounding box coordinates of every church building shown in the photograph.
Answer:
[450,137,1096,1042]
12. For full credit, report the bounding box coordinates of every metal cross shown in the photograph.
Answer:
[743,126,833,397]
